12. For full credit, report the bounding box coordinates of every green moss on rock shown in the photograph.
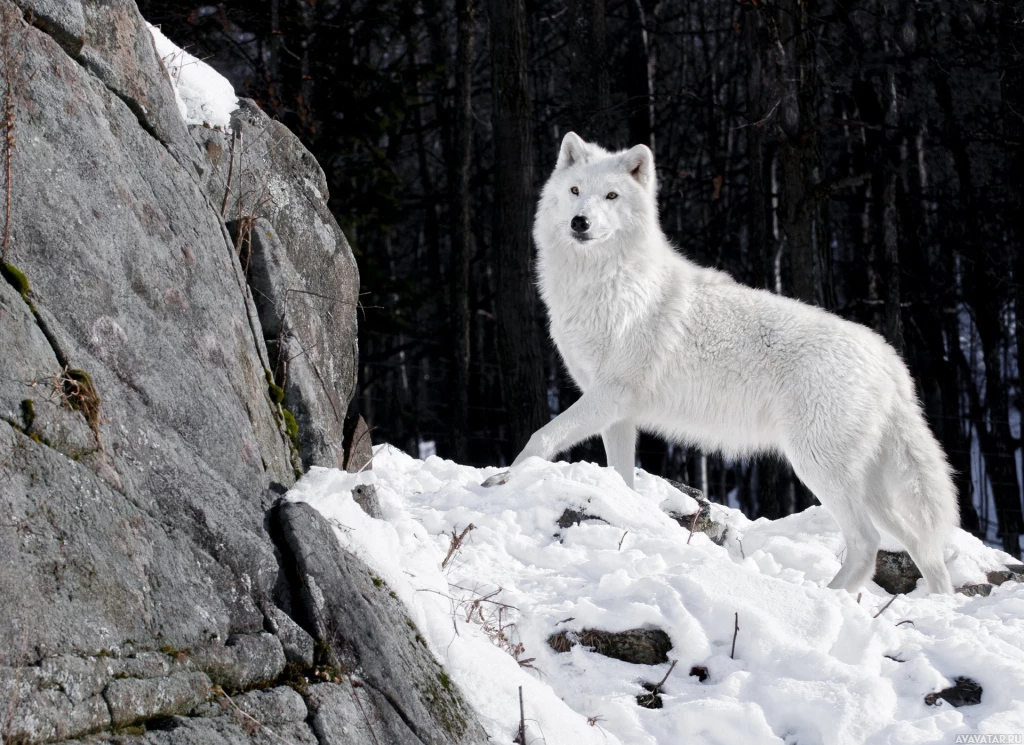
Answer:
[1,262,29,301]
[265,369,285,404]
[421,665,469,738]
[282,408,299,451]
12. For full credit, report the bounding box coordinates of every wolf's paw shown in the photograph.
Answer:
[481,470,511,488]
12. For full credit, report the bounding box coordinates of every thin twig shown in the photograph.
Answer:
[441,523,476,569]
[730,612,739,659]
[513,686,526,744]
[220,129,238,216]
[733,97,781,129]
[873,595,898,619]
[285,287,370,308]
[687,510,700,544]
[345,674,382,745]
[618,530,628,551]
[653,660,678,689]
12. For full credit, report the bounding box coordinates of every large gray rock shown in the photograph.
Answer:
[13,0,198,163]
[306,682,462,745]
[104,672,211,728]
[273,502,488,745]
[0,0,473,742]
[192,101,361,474]
[186,634,286,692]
[873,550,923,594]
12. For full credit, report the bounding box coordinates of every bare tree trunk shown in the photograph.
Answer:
[934,45,1022,556]
[296,0,316,135]
[744,5,771,291]
[1001,1,1024,549]
[568,0,610,142]
[744,4,784,518]
[450,0,476,463]
[776,0,821,310]
[973,297,1023,558]
[268,0,281,105]
[881,66,904,354]
[763,0,818,513]
[936,310,980,535]
[489,0,549,460]
[625,0,658,151]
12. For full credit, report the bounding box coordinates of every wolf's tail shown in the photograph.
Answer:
[879,393,958,593]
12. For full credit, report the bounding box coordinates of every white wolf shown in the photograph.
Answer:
[502,131,958,594]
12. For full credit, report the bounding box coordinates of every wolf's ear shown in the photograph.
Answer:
[557,132,589,170]
[623,144,655,188]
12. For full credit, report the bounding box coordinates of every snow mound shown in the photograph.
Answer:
[286,447,1024,745]
[146,23,238,128]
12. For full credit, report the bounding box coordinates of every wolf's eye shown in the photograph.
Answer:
[571,186,579,195]
[606,192,618,200]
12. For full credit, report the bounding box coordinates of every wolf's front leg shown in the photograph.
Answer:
[512,384,629,465]
[482,385,629,488]
[602,420,637,489]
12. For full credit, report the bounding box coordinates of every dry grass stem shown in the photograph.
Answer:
[448,582,534,669]
[441,523,476,569]
[687,510,700,544]
[512,685,526,744]
[653,659,678,689]
[730,612,739,659]
[221,129,238,216]
[873,595,898,619]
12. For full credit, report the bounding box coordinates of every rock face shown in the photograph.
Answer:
[191,100,360,473]
[274,502,487,744]
[0,0,477,742]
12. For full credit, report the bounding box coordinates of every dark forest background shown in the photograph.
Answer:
[140,0,1024,557]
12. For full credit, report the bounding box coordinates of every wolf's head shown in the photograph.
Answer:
[534,132,657,251]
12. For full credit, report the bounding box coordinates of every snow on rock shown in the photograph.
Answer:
[286,447,1024,745]
[145,23,238,128]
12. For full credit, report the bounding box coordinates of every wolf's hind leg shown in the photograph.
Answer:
[905,544,954,595]
[825,502,881,592]
[872,511,954,594]
[602,420,636,489]
[819,494,881,591]
[795,466,880,591]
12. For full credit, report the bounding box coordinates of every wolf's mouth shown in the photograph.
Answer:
[572,234,593,243]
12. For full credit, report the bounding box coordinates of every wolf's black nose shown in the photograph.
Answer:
[571,215,590,233]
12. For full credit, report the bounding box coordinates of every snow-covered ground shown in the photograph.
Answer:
[146,23,238,128]
[286,446,1024,745]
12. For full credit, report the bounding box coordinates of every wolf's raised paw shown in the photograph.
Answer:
[481,471,511,488]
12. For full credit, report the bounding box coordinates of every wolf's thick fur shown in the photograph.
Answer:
[518,132,958,594]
